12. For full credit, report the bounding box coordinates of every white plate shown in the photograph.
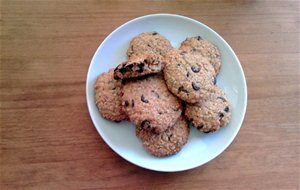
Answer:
[86,14,247,172]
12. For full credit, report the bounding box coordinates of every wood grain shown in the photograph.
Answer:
[1,0,299,189]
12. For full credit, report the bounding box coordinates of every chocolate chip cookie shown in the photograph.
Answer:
[184,86,231,133]
[121,74,182,133]
[163,49,216,104]
[136,116,189,157]
[94,69,127,121]
[180,36,221,75]
[127,32,173,57]
[114,54,165,80]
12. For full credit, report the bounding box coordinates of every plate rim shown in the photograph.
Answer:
[86,13,248,172]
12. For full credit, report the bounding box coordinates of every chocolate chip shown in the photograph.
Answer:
[178,86,188,93]
[186,71,190,77]
[182,101,186,108]
[131,99,135,107]
[127,64,134,70]
[112,87,116,90]
[113,75,120,80]
[224,106,229,112]
[213,77,217,85]
[152,32,158,35]
[177,63,181,66]
[158,112,162,115]
[124,100,129,107]
[197,36,202,40]
[198,125,204,129]
[119,67,127,74]
[137,63,144,73]
[191,66,200,73]
[144,58,150,65]
[192,82,200,91]
[192,47,196,52]
[152,58,158,64]
[219,112,224,118]
[141,95,149,103]
[141,120,150,129]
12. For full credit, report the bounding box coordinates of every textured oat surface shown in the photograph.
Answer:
[136,116,189,157]
[164,49,216,103]
[121,74,182,133]
[94,69,127,121]
[185,86,231,133]
[180,36,221,75]
[127,32,173,57]
[114,54,165,79]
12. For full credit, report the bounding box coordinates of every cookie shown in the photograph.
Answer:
[136,116,189,157]
[184,86,231,133]
[94,69,127,121]
[121,74,182,133]
[163,49,216,104]
[180,36,221,75]
[114,54,165,80]
[127,32,173,57]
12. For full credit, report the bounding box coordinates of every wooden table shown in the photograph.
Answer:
[1,0,299,189]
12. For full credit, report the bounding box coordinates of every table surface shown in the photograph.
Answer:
[1,0,299,189]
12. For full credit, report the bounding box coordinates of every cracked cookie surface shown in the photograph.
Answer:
[114,54,165,80]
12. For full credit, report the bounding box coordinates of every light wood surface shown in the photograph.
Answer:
[1,0,299,189]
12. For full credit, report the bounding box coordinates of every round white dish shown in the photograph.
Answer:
[86,14,247,172]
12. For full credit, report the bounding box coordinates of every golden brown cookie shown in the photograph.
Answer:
[136,116,189,157]
[163,49,216,104]
[121,74,182,133]
[184,86,231,133]
[127,32,173,57]
[180,36,221,75]
[94,69,127,121]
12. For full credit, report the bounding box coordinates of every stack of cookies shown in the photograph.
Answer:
[94,32,231,157]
